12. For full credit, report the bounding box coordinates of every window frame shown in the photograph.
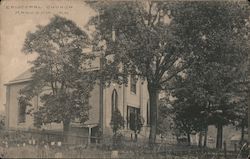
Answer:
[127,106,140,130]
[130,75,137,94]
[111,89,118,115]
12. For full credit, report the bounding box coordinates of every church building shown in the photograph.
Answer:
[4,54,151,141]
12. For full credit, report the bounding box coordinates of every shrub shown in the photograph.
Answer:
[110,109,125,148]
[110,109,125,135]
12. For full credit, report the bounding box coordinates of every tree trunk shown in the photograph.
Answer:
[248,90,250,143]
[135,133,138,142]
[63,120,70,142]
[216,124,223,149]
[148,84,159,147]
[63,120,70,132]
[203,127,208,147]
[240,124,245,143]
[198,132,202,147]
[187,133,191,146]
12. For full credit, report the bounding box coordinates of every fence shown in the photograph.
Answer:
[0,129,243,158]
[0,129,110,158]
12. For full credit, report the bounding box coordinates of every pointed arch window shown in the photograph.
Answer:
[111,89,118,114]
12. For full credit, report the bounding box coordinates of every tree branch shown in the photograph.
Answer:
[159,62,190,85]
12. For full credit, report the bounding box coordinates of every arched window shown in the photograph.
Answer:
[111,89,118,114]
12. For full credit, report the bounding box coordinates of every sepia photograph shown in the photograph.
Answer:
[0,0,250,158]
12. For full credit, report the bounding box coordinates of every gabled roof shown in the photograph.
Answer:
[4,51,103,86]
[5,69,33,85]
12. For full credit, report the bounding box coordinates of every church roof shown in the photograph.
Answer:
[4,51,103,86]
[5,69,33,85]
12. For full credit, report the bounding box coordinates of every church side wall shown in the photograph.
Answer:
[102,77,150,139]
[7,82,35,130]
[140,80,150,138]
[5,85,10,129]
[87,83,100,125]
[103,83,124,136]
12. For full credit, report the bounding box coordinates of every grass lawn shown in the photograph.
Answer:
[0,144,239,159]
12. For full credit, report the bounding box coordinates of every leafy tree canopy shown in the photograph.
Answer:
[21,15,96,130]
[87,1,250,145]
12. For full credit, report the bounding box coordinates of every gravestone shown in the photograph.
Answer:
[111,150,119,158]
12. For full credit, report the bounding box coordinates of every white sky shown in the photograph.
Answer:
[0,0,96,111]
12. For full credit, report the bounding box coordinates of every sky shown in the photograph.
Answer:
[0,0,96,111]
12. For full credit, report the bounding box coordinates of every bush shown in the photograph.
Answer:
[110,109,125,148]
[110,109,125,135]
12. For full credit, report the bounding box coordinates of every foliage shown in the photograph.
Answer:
[157,97,175,136]
[0,115,5,130]
[231,80,249,130]
[232,82,248,142]
[17,95,33,115]
[87,1,250,145]
[87,1,196,145]
[130,114,144,135]
[169,1,250,148]
[234,97,248,130]
[110,108,125,135]
[110,108,125,148]
[21,15,95,130]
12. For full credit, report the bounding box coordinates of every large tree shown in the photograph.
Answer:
[233,77,249,144]
[170,1,250,149]
[171,76,207,146]
[21,16,95,133]
[87,1,195,145]
[234,95,248,143]
[87,1,250,146]
[171,62,245,148]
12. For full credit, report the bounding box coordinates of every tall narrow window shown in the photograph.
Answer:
[111,89,118,114]
[130,75,137,94]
